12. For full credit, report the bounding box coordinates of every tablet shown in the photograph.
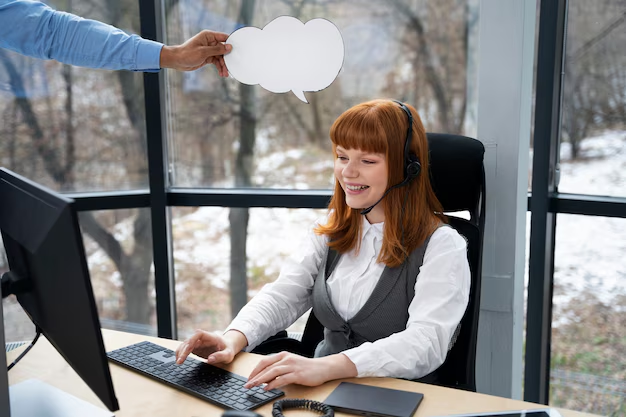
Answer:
[324,382,424,417]
[432,409,564,417]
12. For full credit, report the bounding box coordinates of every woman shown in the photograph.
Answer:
[175,99,470,390]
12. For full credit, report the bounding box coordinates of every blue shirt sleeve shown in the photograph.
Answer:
[0,0,164,71]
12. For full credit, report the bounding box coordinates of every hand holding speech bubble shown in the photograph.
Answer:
[223,16,344,103]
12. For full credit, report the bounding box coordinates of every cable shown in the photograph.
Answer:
[7,327,42,371]
[400,187,410,258]
[272,399,334,417]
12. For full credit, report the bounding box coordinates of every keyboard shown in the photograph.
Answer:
[107,341,284,410]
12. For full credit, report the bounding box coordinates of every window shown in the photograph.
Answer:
[550,214,626,416]
[173,207,326,338]
[163,0,481,344]
[164,0,479,189]
[558,0,626,198]
[79,209,157,335]
[0,1,149,192]
[1,208,157,341]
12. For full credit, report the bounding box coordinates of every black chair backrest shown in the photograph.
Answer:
[426,133,485,391]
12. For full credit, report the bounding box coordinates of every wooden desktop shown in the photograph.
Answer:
[7,329,598,417]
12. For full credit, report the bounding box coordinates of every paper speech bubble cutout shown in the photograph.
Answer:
[224,16,344,103]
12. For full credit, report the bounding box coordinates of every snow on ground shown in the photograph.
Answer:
[559,130,626,196]
[551,131,626,307]
[171,206,325,291]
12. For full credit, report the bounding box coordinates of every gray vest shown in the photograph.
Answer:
[312,232,435,358]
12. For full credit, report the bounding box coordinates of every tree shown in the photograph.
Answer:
[561,3,626,160]
[229,0,257,318]
[388,0,469,134]
[0,0,155,325]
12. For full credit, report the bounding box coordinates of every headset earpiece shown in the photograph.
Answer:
[406,155,421,179]
[392,100,421,183]
[360,100,421,216]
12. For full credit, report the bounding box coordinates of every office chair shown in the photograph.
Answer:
[252,133,486,392]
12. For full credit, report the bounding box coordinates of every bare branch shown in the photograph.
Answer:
[570,10,626,62]
[80,212,125,273]
[0,50,66,184]
[390,0,452,131]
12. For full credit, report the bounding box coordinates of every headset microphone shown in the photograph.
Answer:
[360,178,410,215]
[360,100,421,216]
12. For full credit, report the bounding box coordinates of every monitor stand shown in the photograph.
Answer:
[0,287,113,417]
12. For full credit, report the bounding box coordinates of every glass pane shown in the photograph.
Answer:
[165,0,479,188]
[559,0,626,197]
[550,214,625,416]
[1,297,36,345]
[173,207,326,339]
[1,208,156,343]
[79,209,157,335]
[0,1,148,192]
[1,235,36,344]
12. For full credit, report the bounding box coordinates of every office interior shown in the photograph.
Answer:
[0,0,624,416]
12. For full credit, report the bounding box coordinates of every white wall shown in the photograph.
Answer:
[475,0,536,399]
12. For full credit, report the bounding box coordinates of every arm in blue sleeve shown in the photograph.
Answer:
[0,0,163,71]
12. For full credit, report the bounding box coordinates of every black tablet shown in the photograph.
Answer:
[324,382,424,417]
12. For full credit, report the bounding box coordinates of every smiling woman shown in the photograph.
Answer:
[174,99,470,391]
[334,147,388,219]
[318,99,445,267]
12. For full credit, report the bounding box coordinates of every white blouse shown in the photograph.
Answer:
[226,216,470,380]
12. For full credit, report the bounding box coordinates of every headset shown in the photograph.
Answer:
[360,100,421,215]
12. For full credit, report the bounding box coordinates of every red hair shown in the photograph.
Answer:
[315,99,447,267]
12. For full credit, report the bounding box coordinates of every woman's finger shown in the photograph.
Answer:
[176,331,204,363]
[176,341,195,363]
[247,364,290,388]
[207,348,231,364]
[174,341,185,358]
[247,352,286,381]
[264,373,297,391]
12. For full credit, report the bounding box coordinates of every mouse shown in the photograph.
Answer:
[221,410,264,417]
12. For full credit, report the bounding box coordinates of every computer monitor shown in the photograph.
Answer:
[0,168,119,415]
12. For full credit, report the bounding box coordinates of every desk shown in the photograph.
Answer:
[7,330,598,417]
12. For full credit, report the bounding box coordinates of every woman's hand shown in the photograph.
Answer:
[175,329,247,365]
[244,351,358,391]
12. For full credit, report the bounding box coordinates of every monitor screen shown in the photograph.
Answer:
[0,168,119,412]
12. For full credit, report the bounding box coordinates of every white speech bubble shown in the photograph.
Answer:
[224,16,344,103]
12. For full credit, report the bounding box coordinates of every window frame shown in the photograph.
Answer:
[50,0,626,404]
